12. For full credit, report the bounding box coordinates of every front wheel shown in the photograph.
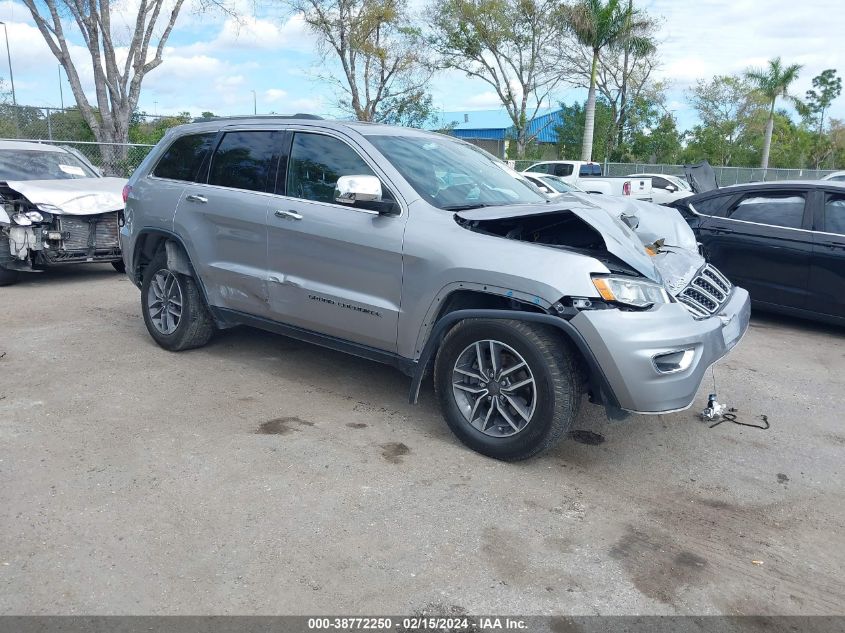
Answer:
[140,251,214,351]
[434,319,581,461]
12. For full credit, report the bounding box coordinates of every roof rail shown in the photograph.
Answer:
[191,113,324,123]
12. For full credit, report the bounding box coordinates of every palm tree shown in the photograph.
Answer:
[566,0,652,161]
[746,57,803,170]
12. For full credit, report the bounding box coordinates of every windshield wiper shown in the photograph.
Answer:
[441,203,488,211]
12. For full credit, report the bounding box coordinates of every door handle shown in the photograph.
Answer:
[712,228,734,235]
[275,209,303,221]
[185,194,207,203]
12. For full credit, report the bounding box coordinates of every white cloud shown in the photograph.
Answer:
[263,88,288,103]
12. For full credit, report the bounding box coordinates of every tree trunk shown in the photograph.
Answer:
[760,100,775,170]
[580,50,599,162]
[516,130,526,159]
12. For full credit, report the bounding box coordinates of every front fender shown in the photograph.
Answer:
[408,308,623,417]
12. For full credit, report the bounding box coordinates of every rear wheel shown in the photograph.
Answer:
[0,266,19,286]
[140,251,214,351]
[434,318,581,461]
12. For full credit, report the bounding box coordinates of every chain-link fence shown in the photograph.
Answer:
[0,104,168,177]
[511,158,838,184]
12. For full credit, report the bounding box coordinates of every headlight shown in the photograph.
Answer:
[11,213,32,226]
[592,276,670,308]
[25,211,43,222]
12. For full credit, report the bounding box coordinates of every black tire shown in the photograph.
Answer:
[111,260,126,273]
[433,318,581,461]
[0,266,19,286]
[140,250,214,351]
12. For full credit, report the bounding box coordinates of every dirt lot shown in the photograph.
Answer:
[1,265,844,616]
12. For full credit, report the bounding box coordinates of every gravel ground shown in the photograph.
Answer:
[1,265,844,615]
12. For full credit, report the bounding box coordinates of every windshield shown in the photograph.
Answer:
[541,175,584,193]
[0,148,98,181]
[367,134,546,209]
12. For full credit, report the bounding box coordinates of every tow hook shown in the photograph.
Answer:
[700,393,727,421]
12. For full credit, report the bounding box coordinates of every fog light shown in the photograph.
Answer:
[652,348,695,374]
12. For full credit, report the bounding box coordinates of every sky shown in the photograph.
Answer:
[0,0,843,131]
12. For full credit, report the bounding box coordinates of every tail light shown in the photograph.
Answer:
[122,184,132,203]
[623,181,631,196]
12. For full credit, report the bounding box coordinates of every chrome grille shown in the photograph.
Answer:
[678,264,732,318]
[58,212,120,251]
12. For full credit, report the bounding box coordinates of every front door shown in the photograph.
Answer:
[698,189,813,310]
[266,130,407,352]
[809,190,845,319]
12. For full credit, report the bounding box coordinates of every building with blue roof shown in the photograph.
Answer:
[428,107,563,158]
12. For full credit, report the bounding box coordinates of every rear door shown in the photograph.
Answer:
[265,129,407,352]
[174,128,282,317]
[809,190,845,318]
[698,189,813,309]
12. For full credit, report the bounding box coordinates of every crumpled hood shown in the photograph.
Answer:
[456,200,661,281]
[3,177,126,215]
[567,192,699,253]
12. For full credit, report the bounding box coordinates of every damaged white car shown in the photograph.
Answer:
[0,140,126,286]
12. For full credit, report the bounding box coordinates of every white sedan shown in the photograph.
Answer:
[821,171,845,182]
[627,173,693,204]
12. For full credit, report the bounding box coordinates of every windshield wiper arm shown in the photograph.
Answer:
[441,203,488,211]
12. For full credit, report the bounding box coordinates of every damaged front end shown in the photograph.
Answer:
[0,181,123,274]
[454,196,750,415]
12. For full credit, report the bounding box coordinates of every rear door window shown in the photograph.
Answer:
[153,133,216,182]
[286,132,376,204]
[823,193,845,235]
[208,131,280,193]
[728,192,807,229]
[578,164,601,177]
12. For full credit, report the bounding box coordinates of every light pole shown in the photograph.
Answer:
[251,90,257,115]
[0,22,16,106]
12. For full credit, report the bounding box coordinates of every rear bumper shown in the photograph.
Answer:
[571,287,751,413]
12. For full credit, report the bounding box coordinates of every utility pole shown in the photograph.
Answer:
[0,22,16,105]
[251,90,257,115]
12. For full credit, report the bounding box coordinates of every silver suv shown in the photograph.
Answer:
[121,116,750,460]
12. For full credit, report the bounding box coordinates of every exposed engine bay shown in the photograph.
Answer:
[0,181,123,273]
[454,197,721,318]
[456,209,644,277]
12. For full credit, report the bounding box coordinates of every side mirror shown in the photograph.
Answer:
[665,184,676,192]
[334,175,398,215]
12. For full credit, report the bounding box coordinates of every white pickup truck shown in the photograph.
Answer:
[524,160,652,201]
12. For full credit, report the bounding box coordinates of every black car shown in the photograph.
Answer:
[670,180,845,325]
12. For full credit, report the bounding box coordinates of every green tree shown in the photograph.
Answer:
[292,0,433,123]
[745,57,803,170]
[686,74,763,166]
[376,90,436,128]
[805,69,842,136]
[565,0,652,161]
[428,0,565,157]
[630,113,681,163]
[554,98,615,160]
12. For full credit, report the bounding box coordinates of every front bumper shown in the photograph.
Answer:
[571,286,751,413]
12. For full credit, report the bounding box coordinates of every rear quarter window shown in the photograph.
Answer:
[152,133,217,182]
[689,194,732,217]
